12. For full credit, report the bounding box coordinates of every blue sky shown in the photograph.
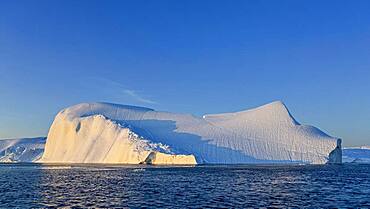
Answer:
[0,0,369,146]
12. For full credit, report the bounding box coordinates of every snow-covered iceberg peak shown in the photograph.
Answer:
[203,101,299,127]
[40,101,342,164]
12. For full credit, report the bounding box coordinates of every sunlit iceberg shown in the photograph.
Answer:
[39,101,342,164]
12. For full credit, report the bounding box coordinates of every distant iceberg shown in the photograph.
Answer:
[343,146,370,163]
[0,137,45,162]
[39,101,342,164]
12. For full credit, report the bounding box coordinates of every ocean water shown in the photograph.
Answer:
[0,164,369,208]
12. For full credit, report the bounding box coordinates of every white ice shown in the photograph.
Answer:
[39,101,342,164]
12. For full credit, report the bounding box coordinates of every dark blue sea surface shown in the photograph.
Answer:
[0,163,369,208]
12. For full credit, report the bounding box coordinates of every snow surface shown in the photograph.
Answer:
[0,137,46,162]
[40,101,342,164]
[343,146,370,163]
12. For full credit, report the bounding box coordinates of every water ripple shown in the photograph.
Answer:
[0,164,369,208]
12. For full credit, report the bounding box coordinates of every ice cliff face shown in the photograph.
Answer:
[40,101,342,164]
[0,137,46,162]
[40,112,195,164]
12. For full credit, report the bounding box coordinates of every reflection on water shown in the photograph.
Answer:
[0,163,369,208]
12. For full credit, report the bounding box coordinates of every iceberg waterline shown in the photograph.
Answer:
[35,101,341,164]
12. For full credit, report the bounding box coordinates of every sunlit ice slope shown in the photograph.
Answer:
[40,101,341,164]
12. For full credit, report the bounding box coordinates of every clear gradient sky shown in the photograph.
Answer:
[1,0,370,146]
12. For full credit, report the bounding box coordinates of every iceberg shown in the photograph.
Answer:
[0,137,46,162]
[40,101,342,164]
[343,146,370,163]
